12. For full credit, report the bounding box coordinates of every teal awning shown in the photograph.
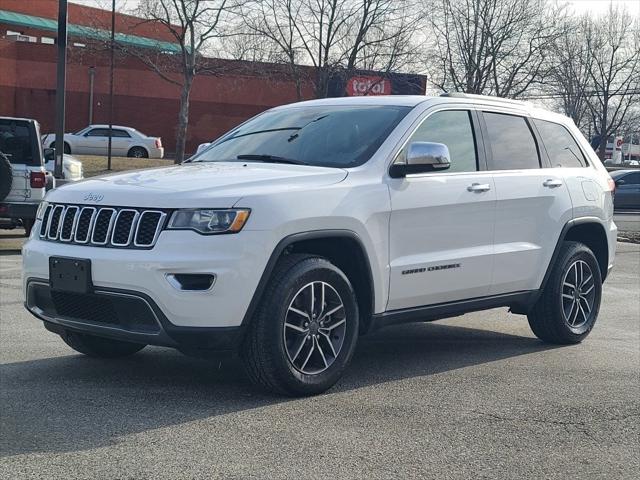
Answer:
[0,9,181,53]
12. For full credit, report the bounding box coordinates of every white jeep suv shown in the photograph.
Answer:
[23,94,617,396]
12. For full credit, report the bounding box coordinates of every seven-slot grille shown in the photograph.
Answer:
[39,204,166,248]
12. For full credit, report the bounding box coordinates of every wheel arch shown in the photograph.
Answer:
[128,145,149,157]
[542,218,610,290]
[241,230,376,334]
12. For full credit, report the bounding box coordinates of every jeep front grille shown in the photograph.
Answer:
[40,204,167,249]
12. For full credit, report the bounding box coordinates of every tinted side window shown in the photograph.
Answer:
[534,119,586,168]
[622,172,640,185]
[87,129,108,137]
[113,129,131,138]
[484,112,540,170]
[398,110,477,173]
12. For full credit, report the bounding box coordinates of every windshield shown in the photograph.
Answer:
[189,105,411,168]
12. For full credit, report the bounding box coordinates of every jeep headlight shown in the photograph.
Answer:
[167,209,250,234]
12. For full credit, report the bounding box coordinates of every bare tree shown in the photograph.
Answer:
[130,0,242,163]
[427,0,565,98]
[242,0,307,99]
[544,15,593,130]
[583,6,640,161]
[243,0,421,99]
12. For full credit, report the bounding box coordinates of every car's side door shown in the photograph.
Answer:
[614,172,640,209]
[387,108,497,310]
[77,128,109,155]
[479,111,574,295]
[111,129,133,156]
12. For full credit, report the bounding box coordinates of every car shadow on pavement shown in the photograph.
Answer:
[0,321,557,458]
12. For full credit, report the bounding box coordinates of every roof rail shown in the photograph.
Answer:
[439,92,533,108]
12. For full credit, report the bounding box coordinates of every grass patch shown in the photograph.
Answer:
[76,155,175,178]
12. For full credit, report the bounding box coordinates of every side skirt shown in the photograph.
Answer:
[369,291,537,332]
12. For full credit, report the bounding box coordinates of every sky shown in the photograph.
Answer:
[69,0,640,17]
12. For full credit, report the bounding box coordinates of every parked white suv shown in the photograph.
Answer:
[23,95,617,396]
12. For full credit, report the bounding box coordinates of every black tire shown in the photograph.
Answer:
[128,146,148,158]
[64,142,71,154]
[242,254,360,396]
[0,152,12,202]
[528,241,602,344]
[61,330,146,358]
[22,218,34,237]
[49,142,70,154]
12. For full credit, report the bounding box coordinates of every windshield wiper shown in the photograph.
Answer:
[236,154,309,165]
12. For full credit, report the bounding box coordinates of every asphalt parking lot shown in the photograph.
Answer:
[1,243,638,479]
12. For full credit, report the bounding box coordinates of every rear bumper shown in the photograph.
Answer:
[148,147,164,159]
[25,278,244,353]
[0,202,38,220]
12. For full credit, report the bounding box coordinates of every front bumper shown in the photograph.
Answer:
[23,229,273,330]
[25,279,244,352]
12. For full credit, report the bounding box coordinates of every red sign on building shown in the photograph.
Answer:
[346,76,391,96]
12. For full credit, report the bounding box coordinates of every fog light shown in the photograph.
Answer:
[166,273,216,291]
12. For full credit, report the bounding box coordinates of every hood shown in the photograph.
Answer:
[46,162,348,208]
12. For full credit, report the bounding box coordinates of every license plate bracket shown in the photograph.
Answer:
[49,257,93,294]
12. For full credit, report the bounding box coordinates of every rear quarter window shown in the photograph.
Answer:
[534,119,587,168]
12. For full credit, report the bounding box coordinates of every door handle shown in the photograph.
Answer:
[467,183,491,193]
[543,179,563,188]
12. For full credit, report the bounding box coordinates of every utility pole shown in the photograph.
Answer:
[107,0,115,170]
[88,66,95,124]
[54,0,68,179]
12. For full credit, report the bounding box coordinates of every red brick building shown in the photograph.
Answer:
[1,0,425,155]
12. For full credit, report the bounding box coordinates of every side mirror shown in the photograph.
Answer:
[389,142,451,178]
[43,147,55,161]
[615,179,625,186]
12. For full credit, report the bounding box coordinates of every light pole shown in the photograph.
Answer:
[107,0,115,171]
[54,0,68,179]
[88,66,95,124]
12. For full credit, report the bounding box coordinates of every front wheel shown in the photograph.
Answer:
[528,241,602,344]
[61,330,146,358]
[242,255,359,396]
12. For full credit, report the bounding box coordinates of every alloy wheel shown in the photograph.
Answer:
[561,260,595,328]
[283,281,347,375]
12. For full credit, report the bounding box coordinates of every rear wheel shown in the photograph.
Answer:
[128,146,148,158]
[61,330,146,358]
[242,254,359,396]
[528,241,602,344]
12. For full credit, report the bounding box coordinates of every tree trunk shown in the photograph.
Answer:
[174,75,193,164]
[597,135,607,162]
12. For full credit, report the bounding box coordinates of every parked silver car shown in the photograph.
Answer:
[42,125,164,159]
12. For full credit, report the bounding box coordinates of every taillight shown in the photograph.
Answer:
[607,177,616,193]
[30,171,46,189]
[155,138,162,148]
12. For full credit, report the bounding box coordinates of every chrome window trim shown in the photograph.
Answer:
[91,208,116,245]
[111,209,140,246]
[134,211,166,247]
[74,207,97,244]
